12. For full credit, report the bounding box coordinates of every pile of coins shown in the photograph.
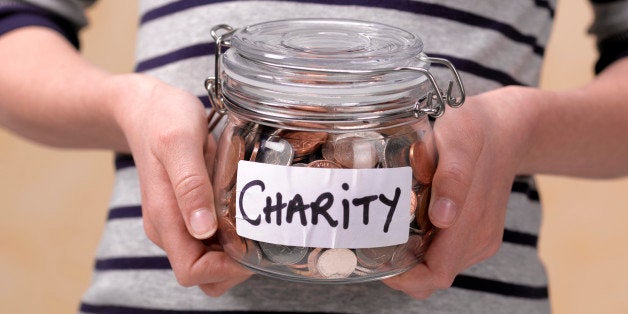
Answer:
[214,121,437,281]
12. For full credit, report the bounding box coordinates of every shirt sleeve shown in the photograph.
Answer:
[588,0,628,73]
[0,0,96,48]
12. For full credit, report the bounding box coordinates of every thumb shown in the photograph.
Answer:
[429,132,480,228]
[160,132,217,240]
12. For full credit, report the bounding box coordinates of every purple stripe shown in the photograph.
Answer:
[135,42,214,72]
[108,205,142,220]
[429,53,525,86]
[140,0,545,56]
[135,41,524,87]
[0,4,79,47]
[511,180,540,201]
[91,257,546,299]
[453,275,548,299]
[95,256,172,271]
[503,229,538,248]
[534,0,555,17]
[115,154,135,170]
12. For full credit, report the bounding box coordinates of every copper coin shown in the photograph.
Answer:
[316,248,357,279]
[416,187,432,231]
[321,141,336,161]
[214,125,245,191]
[307,159,343,168]
[409,141,436,185]
[333,136,379,169]
[409,191,417,223]
[219,219,246,258]
[283,131,328,158]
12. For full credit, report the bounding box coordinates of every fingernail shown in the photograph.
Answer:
[430,198,457,227]
[190,208,216,238]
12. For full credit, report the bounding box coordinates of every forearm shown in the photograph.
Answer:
[0,26,128,151]
[520,57,628,178]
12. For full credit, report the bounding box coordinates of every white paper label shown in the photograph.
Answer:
[235,160,411,248]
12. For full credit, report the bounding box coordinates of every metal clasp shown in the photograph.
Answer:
[205,24,235,132]
[404,56,465,118]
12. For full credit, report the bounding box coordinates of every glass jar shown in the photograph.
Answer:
[205,19,465,283]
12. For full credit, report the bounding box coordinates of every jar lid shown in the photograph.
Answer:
[229,19,423,71]
[210,19,464,131]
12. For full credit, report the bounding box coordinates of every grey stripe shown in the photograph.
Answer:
[135,1,545,86]
[407,0,554,42]
[109,167,141,208]
[81,270,549,313]
[505,193,543,235]
[461,243,547,286]
[94,218,164,259]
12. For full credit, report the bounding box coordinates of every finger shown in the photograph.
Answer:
[430,115,483,228]
[140,158,251,287]
[155,117,217,240]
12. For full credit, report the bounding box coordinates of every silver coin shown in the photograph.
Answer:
[355,245,396,268]
[382,136,412,168]
[255,136,294,165]
[259,242,308,265]
[316,248,357,279]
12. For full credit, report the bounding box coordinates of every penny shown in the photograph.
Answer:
[389,234,423,267]
[283,131,328,158]
[321,141,336,161]
[409,191,417,223]
[333,136,379,169]
[409,140,435,185]
[259,242,309,265]
[219,219,247,258]
[214,124,246,191]
[307,159,343,168]
[255,136,294,165]
[383,135,413,168]
[356,245,396,268]
[316,248,357,279]
[416,187,432,230]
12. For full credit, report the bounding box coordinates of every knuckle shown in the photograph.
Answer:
[433,273,456,290]
[438,163,468,188]
[174,173,208,204]
[200,285,227,297]
[172,268,195,287]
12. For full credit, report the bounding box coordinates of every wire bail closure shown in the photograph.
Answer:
[205,23,465,132]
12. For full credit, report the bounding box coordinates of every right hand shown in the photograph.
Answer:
[106,73,252,296]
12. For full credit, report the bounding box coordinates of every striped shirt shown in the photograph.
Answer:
[2,1,627,313]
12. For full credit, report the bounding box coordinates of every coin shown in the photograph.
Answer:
[255,136,294,165]
[259,242,309,265]
[389,235,423,267]
[334,136,379,169]
[283,131,328,158]
[383,136,412,168]
[321,141,336,161]
[219,219,246,258]
[409,191,417,223]
[416,187,432,230]
[356,245,396,268]
[214,124,245,191]
[291,247,323,277]
[316,248,357,279]
[409,141,435,185]
[307,159,343,168]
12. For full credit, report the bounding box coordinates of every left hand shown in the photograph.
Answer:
[382,86,542,298]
